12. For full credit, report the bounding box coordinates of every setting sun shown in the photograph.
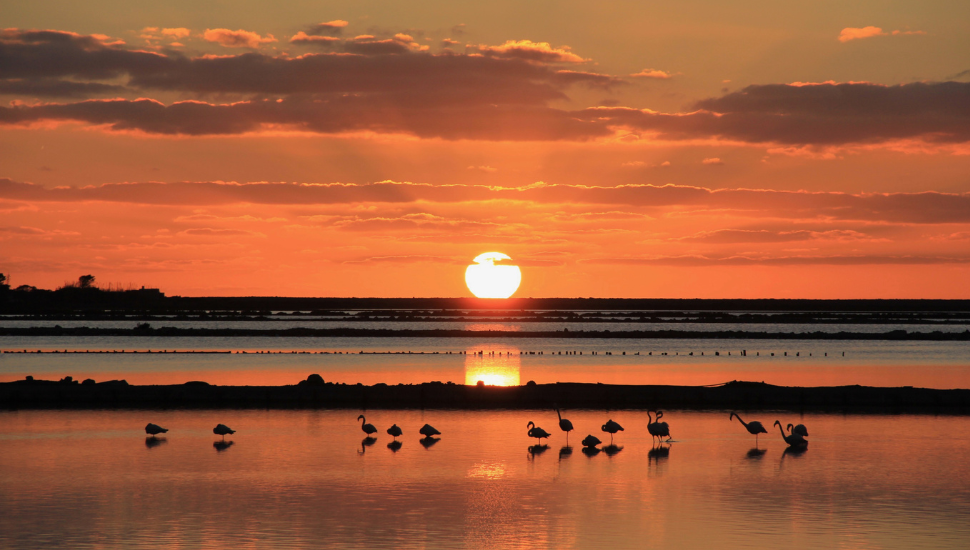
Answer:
[465,252,522,299]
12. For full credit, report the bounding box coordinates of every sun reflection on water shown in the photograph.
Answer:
[464,347,521,386]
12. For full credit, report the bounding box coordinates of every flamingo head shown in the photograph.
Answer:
[656,411,664,420]
[729,412,736,421]
[773,420,782,428]
[787,423,794,432]
[357,415,365,422]
[527,421,535,429]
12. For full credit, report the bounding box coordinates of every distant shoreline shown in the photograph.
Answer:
[2,378,969,413]
[1,326,969,340]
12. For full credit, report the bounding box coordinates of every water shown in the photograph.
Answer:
[1,409,968,549]
[4,318,970,333]
[2,336,969,388]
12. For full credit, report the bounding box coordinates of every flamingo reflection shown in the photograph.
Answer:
[559,445,573,459]
[602,444,623,457]
[648,443,670,463]
[213,440,234,452]
[357,436,377,455]
[387,440,403,452]
[145,436,167,449]
[419,437,440,449]
[746,447,768,459]
[528,444,550,459]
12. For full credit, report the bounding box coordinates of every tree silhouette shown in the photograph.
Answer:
[78,274,96,288]
[0,273,8,290]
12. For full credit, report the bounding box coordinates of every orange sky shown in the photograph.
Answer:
[2,1,970,297]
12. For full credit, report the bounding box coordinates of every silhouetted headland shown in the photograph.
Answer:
[2,377,969,413]
[2,326,968,340]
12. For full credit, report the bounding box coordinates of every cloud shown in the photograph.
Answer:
[468,40,586,63]
[304,20,349,36]
[630,68,671,79]
[161,28,190,39]
[467,165,497,172]
[177,227,264,236]
[202,29,277,48]
[0,78,125,97]
[838,26,886,42]
[1,29,968,147]
[583,254,970,266]
[838,26,925,42]
[4,178,970,225]
[677,229,873,244]
[289,32,341,46]
[702,157,723,165]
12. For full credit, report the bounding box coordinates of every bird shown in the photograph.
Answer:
[730,412,767,443]
[527,421,551,442]
[387,440,403,452]
[387,424,403,440]
[213,424,235,441]
[649,410,671,442]
[145,423,168,438]
[787,423,809,437]
[419,424,441,438]
[774,420,807,447]
[581,434,602,448]
[601,419,623,443]
[358,415,378,436]
[554,405,574,443]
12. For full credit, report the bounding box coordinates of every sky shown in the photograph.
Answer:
[2,0,970,298]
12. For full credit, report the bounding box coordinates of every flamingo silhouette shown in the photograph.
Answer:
[787,423,809,437]
[774,420,807,447]
[145,423,168,438]
[419,424,441,438]
[648,411,670,442]
[358,415,377,436]
[213,424,235,441]
[527,421,551,442]
[387,424,403,440]
[581,434,602,448]
[730,412,767,443]
[601,419,623,443]
[554,406,574,443]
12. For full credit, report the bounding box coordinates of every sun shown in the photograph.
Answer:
[465,252,522,299]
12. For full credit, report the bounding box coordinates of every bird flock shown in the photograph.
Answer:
[141,410,810,452]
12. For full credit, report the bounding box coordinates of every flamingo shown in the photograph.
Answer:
[387,424,403,440]
[213,424,235,441]
[774,420,807,447]
[419,424,441,438]
[145,423,168,438]
[601,419,623,443]
[787,423,809,437]
[357,415,378,436]
[649,410,671,442]
[527,421,551,442]
[554,405,574,443]
[730,412,767,443]
[581,434,602,448]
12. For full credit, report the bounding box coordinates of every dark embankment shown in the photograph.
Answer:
[2,326,969,340]
[3,378,969,413]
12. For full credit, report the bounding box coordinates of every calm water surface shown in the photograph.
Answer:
[2,336,969,387]
[1,410,968,549]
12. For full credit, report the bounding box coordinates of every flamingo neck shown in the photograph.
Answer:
[734,414,747,428]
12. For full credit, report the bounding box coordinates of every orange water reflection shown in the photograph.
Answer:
[464,347,521,386]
